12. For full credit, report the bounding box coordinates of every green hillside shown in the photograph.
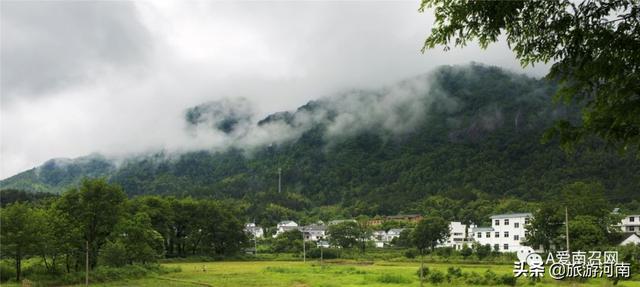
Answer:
[2,64,638,216]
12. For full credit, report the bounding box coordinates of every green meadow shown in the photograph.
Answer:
[65,261,640,287]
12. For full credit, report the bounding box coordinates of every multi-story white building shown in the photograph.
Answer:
[301,224,327,241]
[440,221,475,250]
[244,223,264,238]
[274,220,299,237]
[472,213,532,252]
[620,214,640,234]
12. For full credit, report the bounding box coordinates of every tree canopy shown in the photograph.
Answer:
[420,0,640,151]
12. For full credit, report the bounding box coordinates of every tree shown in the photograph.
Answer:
[0,203,43,281]
[473,243,492,261]
[412,216,449,287]
[569,215,607,251]
[420,0,640,151]
[460,245,473,259]
[273,230,303,253]
[55,178,127,268]
[327,221,359,249]
[525,204,565,252]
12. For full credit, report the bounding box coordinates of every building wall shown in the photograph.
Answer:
[621,215,640,234]
[473,215,531,252]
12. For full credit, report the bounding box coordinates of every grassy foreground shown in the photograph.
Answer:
[73,260,640,287]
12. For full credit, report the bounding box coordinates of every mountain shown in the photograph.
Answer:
[2,64,639,215]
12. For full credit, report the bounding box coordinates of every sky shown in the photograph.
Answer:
[0,1,550,180]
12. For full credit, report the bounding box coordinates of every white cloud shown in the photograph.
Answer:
[0,1,550,179]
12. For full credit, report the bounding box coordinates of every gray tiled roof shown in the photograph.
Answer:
[490,213,533,219]
[472,227,494,232]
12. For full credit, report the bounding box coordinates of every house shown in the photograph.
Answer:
[620,214,640,234]
[301,224,327,241]
[618,233,640,246]
[317,240,330,248]
[386,228,405,242]
[244,223,264,238]
[472,213,532,252]
[274,220,299,237]
[439,221,475,250]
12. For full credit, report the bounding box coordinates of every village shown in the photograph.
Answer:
[246,212,640,252]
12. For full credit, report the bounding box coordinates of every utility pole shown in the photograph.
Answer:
[565,207,570,252]
[85,240,89,286]
[254,234,258,257]
[302,228,306,263]
[278,168,282,193]
[320,244,323,267]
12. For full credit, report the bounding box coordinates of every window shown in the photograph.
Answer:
[628,227,635,232]
[514,222,520,228]
[495,232,500,238]
[504,219,509,225]
[495,219,500,226]
[486,232,491,238]
[504,231,509,238]
[494,244,499,251]
[514,235,520,241]
[631,216,635,222]
[503,244,509,250]
[477,232,482,238]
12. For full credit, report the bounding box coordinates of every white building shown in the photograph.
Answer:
[440,221,475,250]
[274,220,299,237]
[386,228,405,242]
[472,213,532,252]
[301,224,327,241]
[244,223,264,238]
[619,233,640,246]
[620,214,640,234]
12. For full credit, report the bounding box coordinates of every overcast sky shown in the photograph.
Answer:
[0,1,550,180]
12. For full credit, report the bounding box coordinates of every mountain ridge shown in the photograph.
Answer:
[2,64,638,215]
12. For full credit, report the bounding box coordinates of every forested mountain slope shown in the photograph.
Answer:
[2,64,638,215]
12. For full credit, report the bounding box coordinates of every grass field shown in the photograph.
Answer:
[72,260,640,287]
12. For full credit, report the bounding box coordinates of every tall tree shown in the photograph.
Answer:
[413,216,449,287]
[0,203,43,281]
[420,0,640,151]
[55,178,127,268]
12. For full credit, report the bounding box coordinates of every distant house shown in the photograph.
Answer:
[317,240,330,248]
[301,224,327,241]
[368,214,423,226]
[620,214,640,234]
[244,223,264,238]
[618,233,640,246]
[274,220,299,237]
[386,228,405,242]
[472,213,532,253]
[439,221,475,250]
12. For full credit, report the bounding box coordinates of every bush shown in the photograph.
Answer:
[416,266,430,278]
[307,248,339,259]
[427,270,445,284]
[500,274,517,286]
[447,266,462,278]
[404,249,417,259]
[0,262,15,282]
[376,273,411,284]
[100,240,128,267]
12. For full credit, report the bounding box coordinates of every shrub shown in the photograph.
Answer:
[447,266,462,278]
[376,273,411,284]
[416,266,430,279]
[100,240,128,267]
[427,270,445,284]
[307,248,339,259]
[0,262,15,282]
[404,249,417,259]
[500,274,517,286]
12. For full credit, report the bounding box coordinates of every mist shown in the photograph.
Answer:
[0,1,550,179]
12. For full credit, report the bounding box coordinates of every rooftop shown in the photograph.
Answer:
[490,213,533,219]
